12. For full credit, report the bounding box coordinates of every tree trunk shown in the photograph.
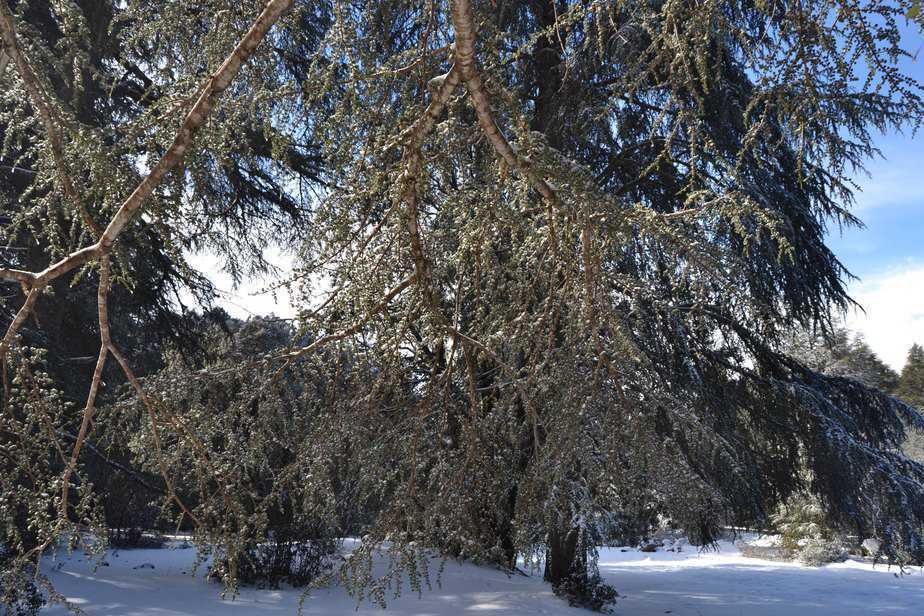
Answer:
[544,523,584,588]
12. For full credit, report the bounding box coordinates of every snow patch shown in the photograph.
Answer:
[39,539,924,615]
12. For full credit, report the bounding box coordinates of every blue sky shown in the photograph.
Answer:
[825,23,924,370]
[829,125,924,370]
[828,132,924,279]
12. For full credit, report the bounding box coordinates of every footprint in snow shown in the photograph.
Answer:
[132,563,155,570]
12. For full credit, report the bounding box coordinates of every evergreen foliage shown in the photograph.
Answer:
[771,491,848,566]
[897,344,924,408]
[124,316,344,590]
[0,0,923,612]
[0,546,44,616]
[897,343,924,461]
[827,337,899,393]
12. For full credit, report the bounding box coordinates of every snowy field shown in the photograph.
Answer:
[41,538,924,615]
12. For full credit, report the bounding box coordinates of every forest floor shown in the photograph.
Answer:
[41,535,924,615]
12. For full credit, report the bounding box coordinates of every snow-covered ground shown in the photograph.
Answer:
[41,538,924,615]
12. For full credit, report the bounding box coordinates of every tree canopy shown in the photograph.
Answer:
[2,0,924,610]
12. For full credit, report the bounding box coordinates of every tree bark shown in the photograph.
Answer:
[544,523,583,588]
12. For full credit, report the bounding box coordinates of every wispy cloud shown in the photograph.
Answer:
[851,159,924,213]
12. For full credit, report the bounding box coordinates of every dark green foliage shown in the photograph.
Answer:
[208,521,337,590]
[107,528,166,550]
[897,344,924,408]
[2,1,924,612]
[552,568,619,612]
[897,344,924,462]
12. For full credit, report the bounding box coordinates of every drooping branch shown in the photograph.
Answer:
[227,64,462,368]
[0,288,39,357]
[279,273,416,365]
[108,343,201,527]
[56,429,166,496]
[57,257,111,529]
[26,255,200,557]
[95,0,294,254]
[3,0,294,552]
[398,65,461,310]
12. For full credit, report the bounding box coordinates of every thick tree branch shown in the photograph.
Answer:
[58,257,111,527]
[5,0,294,550]
[96,0,293,253]
[0,0,294,359]
[0,42,9,75]
[398,65,461,311]
[449,0,561,209]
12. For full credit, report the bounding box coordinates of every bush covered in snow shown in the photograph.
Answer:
[770,492,848,566]
[797,538,848,566]
[553,569,619,613]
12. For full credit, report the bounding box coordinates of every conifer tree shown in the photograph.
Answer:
[897,343,924,461]
[788,328,899,393]
[897,344,924,408]
[827,336,898,393]
[1,0,924,611]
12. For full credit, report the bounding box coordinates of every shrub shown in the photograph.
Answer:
[797,538,848,566]
[771,492,848,566]
[772,492,832,551]
[209,521,338,589]
[108,527,167,550]
[554,570,619,613]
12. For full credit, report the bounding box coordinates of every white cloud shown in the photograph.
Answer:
[845,262,924,371]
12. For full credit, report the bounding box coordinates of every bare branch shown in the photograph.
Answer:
[0,288,39,357]
[58,257,111,525]
[398,65,461,310]
[96,0,294,253]
[0,268,36,285]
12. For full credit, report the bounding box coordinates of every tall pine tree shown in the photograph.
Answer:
[787,328,900,393]
[897,344,924,408]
